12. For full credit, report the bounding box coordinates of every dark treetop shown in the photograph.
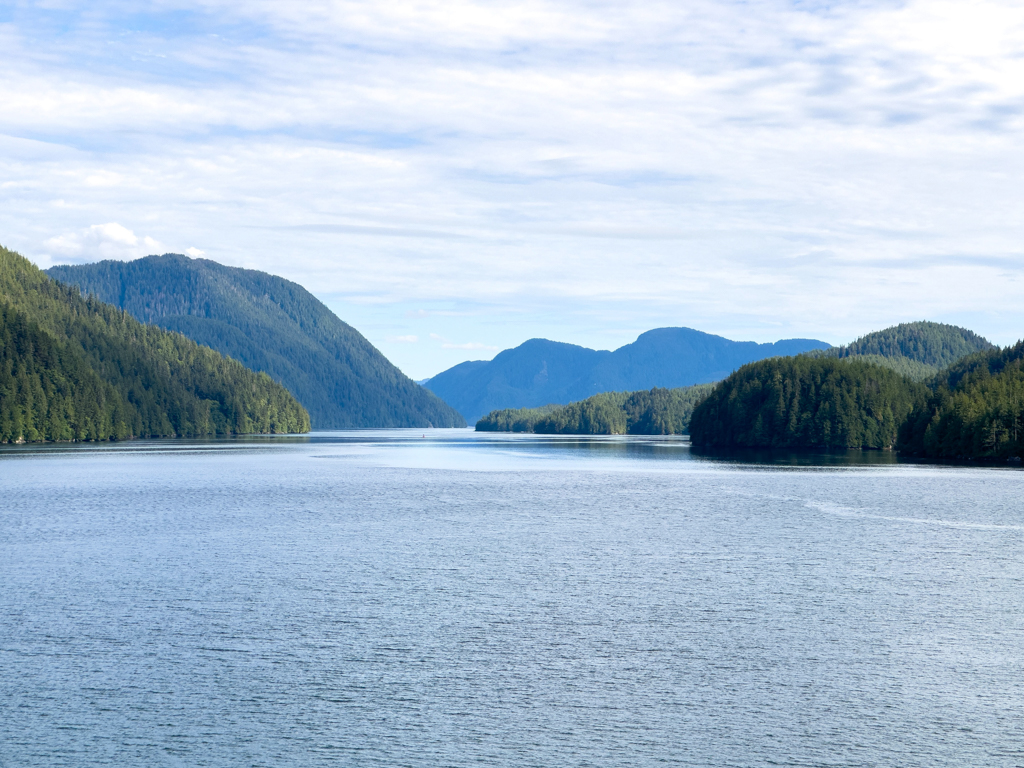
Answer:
[1,245,309,442]
[48,254,465,429]
[426,328,829,423]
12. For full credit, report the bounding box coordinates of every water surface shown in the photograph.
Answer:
[2,430,1023,766]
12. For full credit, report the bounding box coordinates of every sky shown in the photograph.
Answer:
[3,0,1024,379]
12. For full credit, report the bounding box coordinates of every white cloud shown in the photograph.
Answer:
[3,0,1024,376]
[42,223,162,265]
[185,247,205,257]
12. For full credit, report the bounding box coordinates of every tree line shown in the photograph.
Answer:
[476,384,715,435]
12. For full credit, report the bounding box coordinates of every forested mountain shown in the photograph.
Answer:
[477,384,715,435]
[426,329,829,423]
[0,245,308,442]
[898,343,1024,460]
[829,321,993,367]
[689,323,1024,460]
[804,321,995,380]
[689,357,928,450]
[48,254,465,428]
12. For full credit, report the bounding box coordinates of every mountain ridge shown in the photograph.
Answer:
[425,328,830,423]
[47,254,466,429]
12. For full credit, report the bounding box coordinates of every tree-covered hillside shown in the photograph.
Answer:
[822,321,992,367]
[476,384,714,435]
[48,254,465,428]
[829,353,941,382]
[898,343,1024,460]
[688,357,928,450]
[688,323,1024,461]
[1,245,309,442]
[0,303,132,442]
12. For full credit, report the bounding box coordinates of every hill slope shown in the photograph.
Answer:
[831,321,994,367]
[1,245,308,442]
[48,254,466,429]
[805,321,996,380]
[687,322,1003,454]
[898,343,1024,460]
[425,329,830,423]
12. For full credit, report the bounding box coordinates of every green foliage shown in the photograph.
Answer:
[429,331,828,424]
[897,343,1024,460]
[47,255,465,428]
[0,304,135,442]
[534,391,629,434]
[816,321,994,368]
[475,384,714,435]
[0,245,309,442]
[621,385,715,434]
[689,357,928,449]
[819,353,939,382]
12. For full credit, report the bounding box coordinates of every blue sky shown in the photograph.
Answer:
[3,0,1024,379]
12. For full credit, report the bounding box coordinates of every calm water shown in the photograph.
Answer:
[2,430,1023,767]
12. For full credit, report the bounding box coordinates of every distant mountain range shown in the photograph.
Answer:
[424,328,831,423]
[473,321,998,439]
[48,255,465,429]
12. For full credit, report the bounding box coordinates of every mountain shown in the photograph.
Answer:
[830,321,994,367]
[47,254,466,429]
[424,328,830,423]
[0,245,308,442]
[807,321,996,380]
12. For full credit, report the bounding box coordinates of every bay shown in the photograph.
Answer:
[1,430,1023,767]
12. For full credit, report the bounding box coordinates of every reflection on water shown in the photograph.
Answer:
[690,444,902,466]
[0,429,1002,470]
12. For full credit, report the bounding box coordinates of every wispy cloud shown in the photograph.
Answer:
[3,0,1024,376]
[442,341,499,351]
[429,332,498,351]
